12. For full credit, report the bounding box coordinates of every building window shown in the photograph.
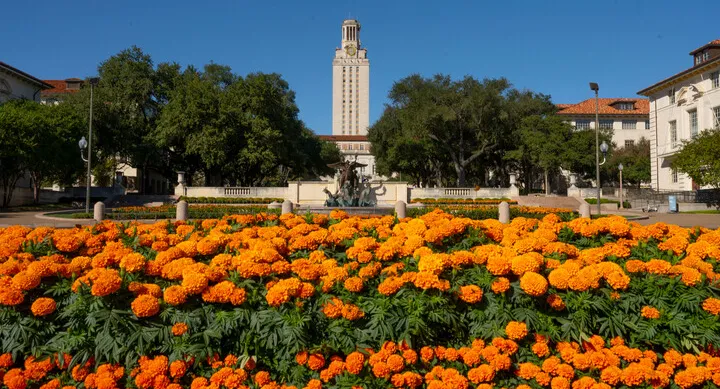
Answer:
[689,109,698,137]
[343,67,346,73]
[616,102,634,110]
[359,144,364,150]
[672,168,678,183]
[712,71,720,89]
[599,120,613,129]
[575,120,591,130]
[624,140,635,148]
[645,121,650,130]
[669,120,677,145]
[622,120,637,129]
[713,106,720,128]
[669,88,675,104]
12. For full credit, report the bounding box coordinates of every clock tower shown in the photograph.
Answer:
[332,19,369,136]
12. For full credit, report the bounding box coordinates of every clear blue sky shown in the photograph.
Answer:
[3,0,719,135]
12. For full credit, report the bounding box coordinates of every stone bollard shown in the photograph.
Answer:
[176,200,188,221]
[282,200,294,215]
[268,201,282,210]
[395,201,407,219]
[93,202,105,222]
[498,201,510,224]
[579,203,591,219]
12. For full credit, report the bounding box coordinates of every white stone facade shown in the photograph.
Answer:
[0,61,51,103]
[638,40,720,191]
[332,19,370,136]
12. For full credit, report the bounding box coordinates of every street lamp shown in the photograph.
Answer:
[81,77,100,213]
[618,163,624,209]
[590,82,601,215]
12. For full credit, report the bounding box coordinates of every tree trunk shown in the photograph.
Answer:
[544,169,550,195]
[456,167,466,188]
[30,171,42,204]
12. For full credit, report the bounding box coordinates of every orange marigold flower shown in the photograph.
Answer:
[171,323,188,336]
[547,294,566,310]
[520,272,548,297]
[491,277,510,294]
[131,295,160,317]
[345,352,365,375]
[296,351,309,365]
[119,253,146,273]
[702,298,720,315]
[344,277,364,292]
[307,354,325,371]
[181,271,208,295]
[505,321,528,340]
[641,306,660,319]
[459,285,484,304]
[164,285,187,306]
[30,297,56,317]
[169,360,186,378]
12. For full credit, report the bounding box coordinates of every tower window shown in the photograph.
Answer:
[689,109,698,137]
[622,120,636,129]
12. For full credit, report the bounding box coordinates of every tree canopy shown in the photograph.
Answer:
[672,128,720,189]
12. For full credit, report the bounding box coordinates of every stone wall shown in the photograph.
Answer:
[411,186,519,199]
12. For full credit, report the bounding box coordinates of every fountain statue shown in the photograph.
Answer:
[324,160,376,207]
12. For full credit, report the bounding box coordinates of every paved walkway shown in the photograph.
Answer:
[1,210,719,229]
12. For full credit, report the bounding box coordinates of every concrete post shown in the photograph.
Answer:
[282,200,294,215]
[579,202,591,218]
[93,202,105,222]
[176,200,188,221]
[395,201,407,219]
[498,201,510,224]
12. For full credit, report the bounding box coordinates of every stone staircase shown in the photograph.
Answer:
[513,195,583,210]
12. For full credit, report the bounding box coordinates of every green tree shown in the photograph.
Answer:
[607,137,651,188]
[507,115,573,194]
[561,128,614,185]
[370,74,554,187]
[672,128,720,189]
[0,100,35,207]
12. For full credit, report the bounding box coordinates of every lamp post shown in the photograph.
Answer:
[83,77,100,213]
[618,163,624,209]
[589,82,601,215]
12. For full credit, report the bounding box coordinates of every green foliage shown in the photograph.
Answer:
[672,128,720,189]
[368,74,555,187]
[607,137,651,188]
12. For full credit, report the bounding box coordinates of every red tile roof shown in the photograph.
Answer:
[41,79,83,96]
[557,98,649,116]
[319,135,368,142]
[689,39,720,54]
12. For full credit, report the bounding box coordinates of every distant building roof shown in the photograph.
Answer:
[689,39,720,55]
[638,54,720,95]
[0,61,53,89]
[556,98,649,116]
[41,79,84,97]
[319,135,368,142]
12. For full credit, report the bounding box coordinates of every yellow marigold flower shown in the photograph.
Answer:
[520,272,548,297]
[30,297,56,316]
[548,268,570,290]
[641,306,660,319]
[505,321,528,340]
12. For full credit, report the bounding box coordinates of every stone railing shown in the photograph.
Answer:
[181,186,288,198]
[410,186,519,199]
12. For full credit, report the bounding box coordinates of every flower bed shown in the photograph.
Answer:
[411,198,518,205]
[179,197,284,205]
[1,210,720,389]
[409,205,577,221]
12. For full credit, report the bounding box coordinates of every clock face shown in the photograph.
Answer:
[345,45,357,56]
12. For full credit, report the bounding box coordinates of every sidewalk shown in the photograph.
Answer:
[0,211,95,228]
[614,210,720,229]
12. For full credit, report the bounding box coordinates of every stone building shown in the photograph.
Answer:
[638,39,720,191]
[557,98,650,148]
[322,18,379,180]
[0,61,52,103]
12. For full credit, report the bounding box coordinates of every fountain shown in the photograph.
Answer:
[323,160,376,207]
